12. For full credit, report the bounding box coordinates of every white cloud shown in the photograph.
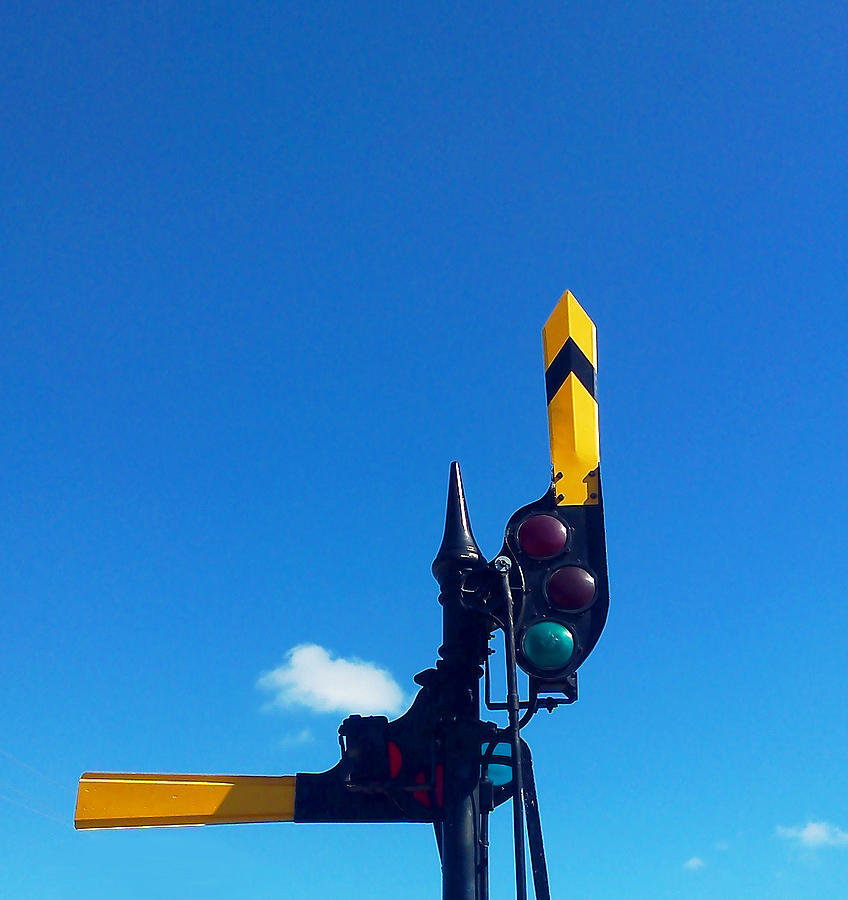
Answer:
[257,644,406,716]
[777,821,848,848]
[683,857,705,870]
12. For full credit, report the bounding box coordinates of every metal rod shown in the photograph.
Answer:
[494,556,527,900]
[478,778,492,900]
[520,741,551,900]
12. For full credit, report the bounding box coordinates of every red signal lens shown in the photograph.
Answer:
[546,566,596,610]
[413,770,430,807]
[387,741,402,779]
[517,515,568,558]
[412,767,444,808]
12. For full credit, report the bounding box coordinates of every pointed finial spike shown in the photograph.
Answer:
[432,461,484,584]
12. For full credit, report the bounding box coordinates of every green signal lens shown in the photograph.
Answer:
[522,622,574,670]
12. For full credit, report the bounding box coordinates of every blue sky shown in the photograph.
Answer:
[2,2,847,897]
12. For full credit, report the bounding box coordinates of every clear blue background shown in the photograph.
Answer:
[2,2,847,897]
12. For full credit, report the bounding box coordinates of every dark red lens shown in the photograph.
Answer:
[387,741,402,779]
[517,515,568,558]
[547,566,596,610]
[413,770,430,807]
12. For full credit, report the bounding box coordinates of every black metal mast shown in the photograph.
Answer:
[432,462,489,900]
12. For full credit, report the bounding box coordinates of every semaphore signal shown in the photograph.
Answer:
[75,290,611,900]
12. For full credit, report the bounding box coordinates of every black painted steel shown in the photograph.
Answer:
[520,741,551,900]
[432,462,490,900]
[295,460,608,898]
[494,483,610,684]
[498,563,528,900]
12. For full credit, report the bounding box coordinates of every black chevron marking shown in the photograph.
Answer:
[545,338,596,404]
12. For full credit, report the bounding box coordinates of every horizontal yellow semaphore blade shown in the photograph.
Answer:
[542,291,600,506]
[75,773,296,829]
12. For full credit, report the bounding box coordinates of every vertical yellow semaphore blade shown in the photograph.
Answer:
[75,773,296,829]
[542,291,600,506]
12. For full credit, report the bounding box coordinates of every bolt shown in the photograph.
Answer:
[493,556,512,573]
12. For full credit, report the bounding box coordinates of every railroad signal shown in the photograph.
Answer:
[462,291,608,696]
[498,484,608,690]
[511,290,608,691]
[74,288,611,900]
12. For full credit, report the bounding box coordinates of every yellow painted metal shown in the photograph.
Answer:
[75,773,296,829]
[542,290,597,370]
[543,291,600,506]
[547,373,600,505]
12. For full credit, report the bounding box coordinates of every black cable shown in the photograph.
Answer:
[477,782,490,900]
[495,558,528,900]
[518,682,539,729]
